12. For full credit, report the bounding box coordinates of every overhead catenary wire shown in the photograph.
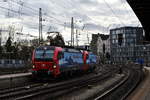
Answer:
[1,0,128,45]
[8,0,65,25]
[0,6,29,16]
[120,0,131,15]
[0,6,65,40]
[2,0,127,30]
[120,0,141,26]
[9,0,96,42]
[0,7,65,31]
[103,0,125,26]
[2,0,85,33]
[63,0,110,36]
[3,0,39,18]
[10,0,39,12]
[11,0,63,23]
[0,1,68,42]
[120,0,134,21]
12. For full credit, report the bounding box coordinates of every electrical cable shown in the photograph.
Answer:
[10,0,65,24]
[0,5,29,16]
[103,0,125,26]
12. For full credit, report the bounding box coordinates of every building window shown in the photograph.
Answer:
[118,34,123,46]
[112,40,115,43]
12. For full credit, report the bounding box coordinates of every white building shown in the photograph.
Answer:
[97,34,110,59]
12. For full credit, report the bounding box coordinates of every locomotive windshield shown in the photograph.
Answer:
[35,49,54,61]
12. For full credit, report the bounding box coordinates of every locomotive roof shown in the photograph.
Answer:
[36,46,55,50]
[62,46,89,51]
[63,48,81,53]
[35,45,91,53]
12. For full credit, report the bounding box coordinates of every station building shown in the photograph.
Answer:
[90,33,110,63]
[110,26,150,64]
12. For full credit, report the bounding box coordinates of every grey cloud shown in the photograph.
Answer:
[0,0,139,37]
[79,0,99,6]
[120,0,127,4]
[84,23,108,32]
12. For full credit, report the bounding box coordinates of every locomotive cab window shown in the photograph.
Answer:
[34,49,54,61]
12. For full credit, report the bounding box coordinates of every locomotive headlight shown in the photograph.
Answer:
[53,65,56,69]
[32,65,35,68]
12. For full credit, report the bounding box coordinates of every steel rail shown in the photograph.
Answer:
[0,70,116,100]
[94,68,142,100]
[94,70,129,100]
[16,71,114,100]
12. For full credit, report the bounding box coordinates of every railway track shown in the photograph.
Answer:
[0,69,117,100]
[94,68,143,100]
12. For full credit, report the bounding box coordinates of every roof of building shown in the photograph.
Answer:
[99,34,109,40]
[110,26,143,31]
[91,34,100,42]
[127,0,150,41]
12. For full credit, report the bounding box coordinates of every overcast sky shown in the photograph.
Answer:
[0,0,141,45]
